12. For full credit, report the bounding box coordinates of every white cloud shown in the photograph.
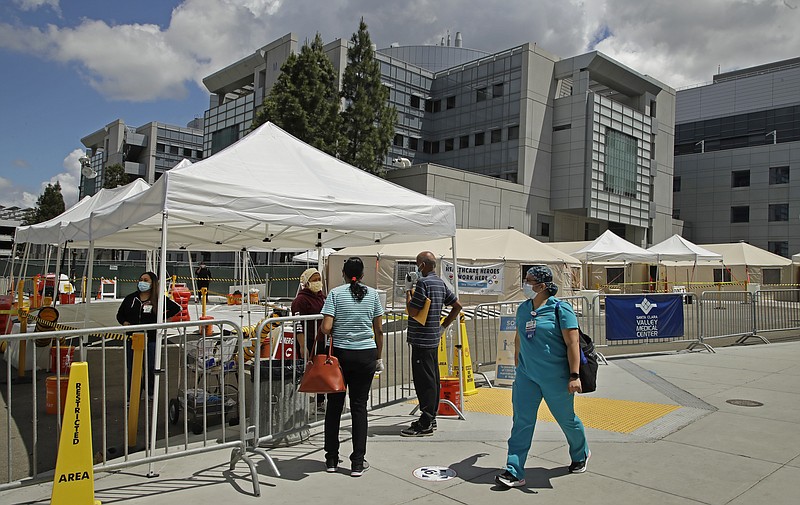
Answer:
[12,159,30,168]
[13,0,60,13]
[1,0,799,99]
[0,176,37,209]
[0,150,80,210]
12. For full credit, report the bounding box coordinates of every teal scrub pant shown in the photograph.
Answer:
[505,371,588,480]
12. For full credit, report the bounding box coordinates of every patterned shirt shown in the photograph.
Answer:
[321,284,384,350]
[407,273,457,348]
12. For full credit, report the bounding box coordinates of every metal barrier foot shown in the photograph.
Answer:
[475,371,494,388]
[687,342,716,353]
[734,334,770,346]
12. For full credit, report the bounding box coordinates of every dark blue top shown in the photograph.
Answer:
[407,273,457,348]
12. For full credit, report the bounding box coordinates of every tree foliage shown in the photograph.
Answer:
[253,33,343,155]
[340,18,397,176]
[24,181,65,225]
[102,163,130,189]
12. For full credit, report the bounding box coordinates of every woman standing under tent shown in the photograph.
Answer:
[319,257,384,477]
[292,267,327,413]
[117,271,181,401]
[495,265,589,488]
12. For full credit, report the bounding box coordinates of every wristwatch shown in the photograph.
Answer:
[569,372,580,380]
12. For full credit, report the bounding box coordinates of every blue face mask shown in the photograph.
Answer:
[138,281,151,292]
[522,283,536,299]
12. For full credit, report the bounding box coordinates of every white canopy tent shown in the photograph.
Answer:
[60,123,455,250]
[570,230,657,290]
[31,122,458,458]
[292,248,336,264]
[647,235,722,262]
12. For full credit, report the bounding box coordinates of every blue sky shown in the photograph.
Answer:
[1,0,798,211]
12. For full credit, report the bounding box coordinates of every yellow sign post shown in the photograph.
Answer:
[127,332,145,448]
[437,327,449,378]
[451,317,477,396]
[50,362,101,505]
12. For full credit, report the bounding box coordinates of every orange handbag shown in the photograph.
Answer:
[298,344,346,394]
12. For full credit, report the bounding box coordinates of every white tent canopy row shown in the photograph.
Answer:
[572,230,657,263]
[647,234,722,262]
[44,122,455,251]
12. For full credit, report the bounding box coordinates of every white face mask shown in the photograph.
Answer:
[522,283,536,299]
[308,280,323,293]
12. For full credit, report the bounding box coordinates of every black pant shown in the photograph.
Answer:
[411,346,440,428]
[324,347,377,466]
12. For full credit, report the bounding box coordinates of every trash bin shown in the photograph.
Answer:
[252,359,308,446]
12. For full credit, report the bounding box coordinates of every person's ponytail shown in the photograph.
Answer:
[343,257,367,302]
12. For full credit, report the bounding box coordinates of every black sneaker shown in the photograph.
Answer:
[400,423,434,437]
[351,460,370,477]
[568,450,591,474]
[431,419,437,430]
[495,470,525,488]
[326,456,341,473]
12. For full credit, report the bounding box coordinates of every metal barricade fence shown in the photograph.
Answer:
[698,290,759,345]
[0,319,269,496]
[245,310,414,453]
[753,289,800,336]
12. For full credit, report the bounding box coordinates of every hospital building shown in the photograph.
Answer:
[201,32,676,247]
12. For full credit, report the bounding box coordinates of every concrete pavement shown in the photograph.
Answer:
[4,338,800,504]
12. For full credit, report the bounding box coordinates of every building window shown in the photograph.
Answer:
[393,134,404,147]
[446,96,456,109]
[731,170,750,188]
[491,129,502,143]
[769,166,789,184]
[768,203,789,222]
[444,138,454,152]
[423,140,432,154]
[584,222,600,241]
[492,82,504,97]
[183,148,192,157]
[603,130,637,198]
[608,222,626,237]
[195,150,203,159]
[431,140,440,154]
[672,209,680,219]
[474,132,485,146]
[424,100,434,113]
[156,143,165,153]
[409,137,419,151]
[211,125,238,155]
[763,268,782,284]
[553,124,571,132]
[730,206,750,223]
[713,268,732,283]
[673,176,681,192]
[476,87,488,102]
[507,125,519,140]
[410,95,421,109]
[767,241,789,258]
[649,100,657,118]
[537,214,552,237]
[459,135,469,149]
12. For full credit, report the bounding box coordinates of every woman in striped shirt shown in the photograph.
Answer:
[320,257,384,477]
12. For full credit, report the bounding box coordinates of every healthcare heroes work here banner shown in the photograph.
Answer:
[442,261,504,294]
[605,294,684,341]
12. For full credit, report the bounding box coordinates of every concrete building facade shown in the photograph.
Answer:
[79,119,204,198]
[673,58,800,257]
[202,33,676,245]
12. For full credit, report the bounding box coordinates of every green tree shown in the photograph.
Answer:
[253,33,343,155]
[340,19,397,176]
[102,163,129,189]
[24,181,66,225]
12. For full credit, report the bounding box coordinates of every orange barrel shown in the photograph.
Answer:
[0,294,12,335]
[49,345,75,375]
[59,293,76,305]
[45,376,70,415]
[199,315,215,337]
[438,377,461,416]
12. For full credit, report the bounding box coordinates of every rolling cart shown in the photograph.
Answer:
[169,335,239,434]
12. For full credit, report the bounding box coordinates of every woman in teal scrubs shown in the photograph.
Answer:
[495,265,590,488]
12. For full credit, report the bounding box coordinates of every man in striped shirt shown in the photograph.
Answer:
[402,251,462,437]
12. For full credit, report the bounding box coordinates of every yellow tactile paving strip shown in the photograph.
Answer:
[413,388,681,434]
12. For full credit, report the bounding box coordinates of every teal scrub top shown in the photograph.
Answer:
[515,297,579,382]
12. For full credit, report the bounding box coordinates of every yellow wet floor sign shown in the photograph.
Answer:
[51,362,101,504]
[451,319,477,395]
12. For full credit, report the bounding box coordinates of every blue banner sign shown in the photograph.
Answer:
[605,294,684,341]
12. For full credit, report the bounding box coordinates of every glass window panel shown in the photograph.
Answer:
[603,129,637,198]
